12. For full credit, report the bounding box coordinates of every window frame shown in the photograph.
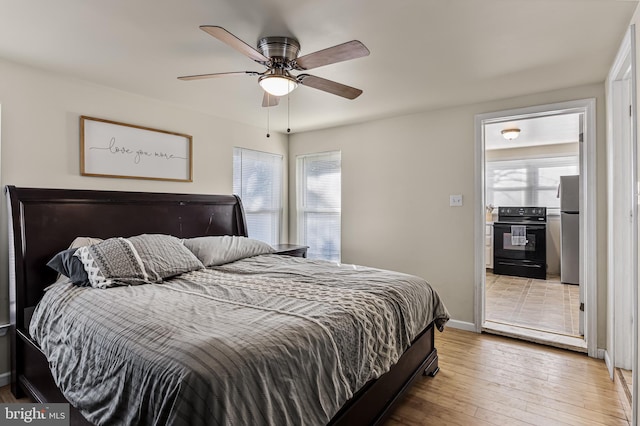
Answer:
[296,151,342,261]
[233,147,284,245]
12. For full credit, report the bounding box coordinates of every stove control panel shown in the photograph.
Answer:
[498,207,547,221]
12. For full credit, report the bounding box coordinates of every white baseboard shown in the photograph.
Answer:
[446,319,477,332]
[603,350,614,379]
[0,371,10,388]
[597,348,606,360]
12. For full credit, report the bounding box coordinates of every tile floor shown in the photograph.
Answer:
[485,271,581,337]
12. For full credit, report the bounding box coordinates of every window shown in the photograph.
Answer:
[486,155,579,212]
[233,148,283,245]
[297,151,341,261]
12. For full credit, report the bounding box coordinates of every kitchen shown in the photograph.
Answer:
[482,111,583,348]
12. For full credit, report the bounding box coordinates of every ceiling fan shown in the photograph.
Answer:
[178,26,370,107]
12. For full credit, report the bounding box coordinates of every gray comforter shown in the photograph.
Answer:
[30,254,450,426]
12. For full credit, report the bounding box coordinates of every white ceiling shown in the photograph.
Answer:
[0,0,636,134]
[485,113,580,150]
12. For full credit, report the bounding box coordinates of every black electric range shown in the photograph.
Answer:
[493,207,547,280]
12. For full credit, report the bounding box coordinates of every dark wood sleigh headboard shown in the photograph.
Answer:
[6,186,248,320]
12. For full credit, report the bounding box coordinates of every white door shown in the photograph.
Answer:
[609,72,634,371]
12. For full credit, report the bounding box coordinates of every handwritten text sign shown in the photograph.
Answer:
[81,116,193,182]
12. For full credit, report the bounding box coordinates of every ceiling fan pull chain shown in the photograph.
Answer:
[266,95,271,138]
[287,90,291,133]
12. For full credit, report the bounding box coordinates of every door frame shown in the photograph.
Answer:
[474,98,597,357]
[606,24,638,424]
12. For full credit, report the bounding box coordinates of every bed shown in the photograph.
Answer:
[6,186,449,426]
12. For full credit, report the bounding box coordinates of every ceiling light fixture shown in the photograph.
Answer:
[501,128,521,140]
[258,69,299,97]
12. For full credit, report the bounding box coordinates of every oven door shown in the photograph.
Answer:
[493,222,546,262]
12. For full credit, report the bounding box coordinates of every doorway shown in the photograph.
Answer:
[474,99,597,356]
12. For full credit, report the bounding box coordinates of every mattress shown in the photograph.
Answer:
[30,254,449,426]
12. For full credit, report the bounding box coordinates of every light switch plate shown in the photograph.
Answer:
[450,194,463,207]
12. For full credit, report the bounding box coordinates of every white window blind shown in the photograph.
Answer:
[486,155,579,212]
[297,151,341,261]
[233,147,283,245]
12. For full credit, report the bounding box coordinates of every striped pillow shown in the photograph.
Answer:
[128,234,204,281]
[74,238,149,289]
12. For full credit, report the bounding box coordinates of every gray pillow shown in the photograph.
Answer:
[183,236,275,266]
[74,238,150,289]
[47,248,91,286]
[128,234,204,281]
[48,237,104,284]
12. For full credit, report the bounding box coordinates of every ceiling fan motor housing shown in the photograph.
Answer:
[258,36,300,67]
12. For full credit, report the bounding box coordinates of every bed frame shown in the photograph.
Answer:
[6,186,439,426]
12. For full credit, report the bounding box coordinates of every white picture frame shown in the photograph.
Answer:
[80,116,193,182]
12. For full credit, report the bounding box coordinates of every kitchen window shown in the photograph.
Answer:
[297,151,341,261]
[486,155,579,212]
[233,147,283,245]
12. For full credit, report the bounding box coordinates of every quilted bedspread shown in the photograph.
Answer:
[30,254,450,426]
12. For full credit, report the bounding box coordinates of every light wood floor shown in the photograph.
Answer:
[617,368,633,416]
[0,385,31,403]
[1,329,630,425]
[386,328,631,425]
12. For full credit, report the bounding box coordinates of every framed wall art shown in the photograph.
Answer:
[80,116,193,182]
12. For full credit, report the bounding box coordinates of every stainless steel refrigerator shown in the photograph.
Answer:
[559,175,579,285]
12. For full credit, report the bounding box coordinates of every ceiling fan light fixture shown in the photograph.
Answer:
[259,72,299,97]
[501,128,521,140]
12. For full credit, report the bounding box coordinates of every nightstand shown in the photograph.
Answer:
[272,244,309,258]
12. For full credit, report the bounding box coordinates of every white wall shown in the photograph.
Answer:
[0,58,288,375]
[289,82,607,347]
[0,57,611,379]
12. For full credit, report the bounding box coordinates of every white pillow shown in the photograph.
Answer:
[68,236,103,249]
[183,236,275,266]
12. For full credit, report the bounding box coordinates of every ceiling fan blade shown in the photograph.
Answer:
[295,40,370,70]
[298,74,363,99]
[262,92,280,107]
[178,71,260,81]
[200,26,269,64]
